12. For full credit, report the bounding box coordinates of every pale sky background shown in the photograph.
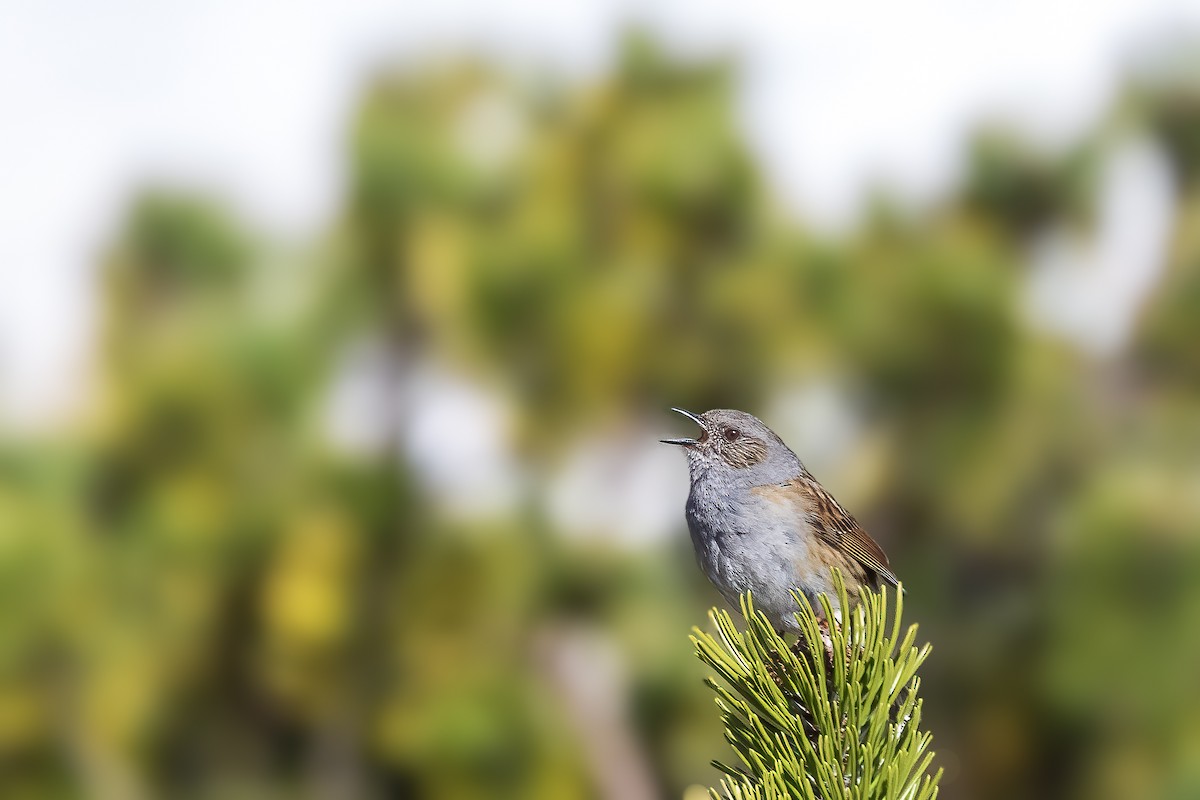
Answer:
[1,0,1198,537]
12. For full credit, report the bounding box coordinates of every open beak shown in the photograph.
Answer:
[660,407,704,446]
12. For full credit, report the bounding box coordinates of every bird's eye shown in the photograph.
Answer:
[723,428,740,442]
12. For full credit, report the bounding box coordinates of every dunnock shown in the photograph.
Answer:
[662,408,897,632]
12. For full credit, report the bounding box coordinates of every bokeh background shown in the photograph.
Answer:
[4,2,1200,798]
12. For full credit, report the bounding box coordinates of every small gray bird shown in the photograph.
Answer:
[662,407,897,632]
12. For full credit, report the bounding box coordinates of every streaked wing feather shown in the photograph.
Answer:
[796,479,899,587]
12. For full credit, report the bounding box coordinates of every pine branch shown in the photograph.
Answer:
[691,573,942,800]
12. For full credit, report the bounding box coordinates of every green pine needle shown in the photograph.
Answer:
[691,572,942,800]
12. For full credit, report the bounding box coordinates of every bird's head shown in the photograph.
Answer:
[661,408,802,485]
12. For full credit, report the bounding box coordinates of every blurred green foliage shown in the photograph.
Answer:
[2,32,1200,800]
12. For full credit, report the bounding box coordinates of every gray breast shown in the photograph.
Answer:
[685,477,816,631]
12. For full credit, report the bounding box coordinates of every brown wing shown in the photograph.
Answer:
[795,479,898,587]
